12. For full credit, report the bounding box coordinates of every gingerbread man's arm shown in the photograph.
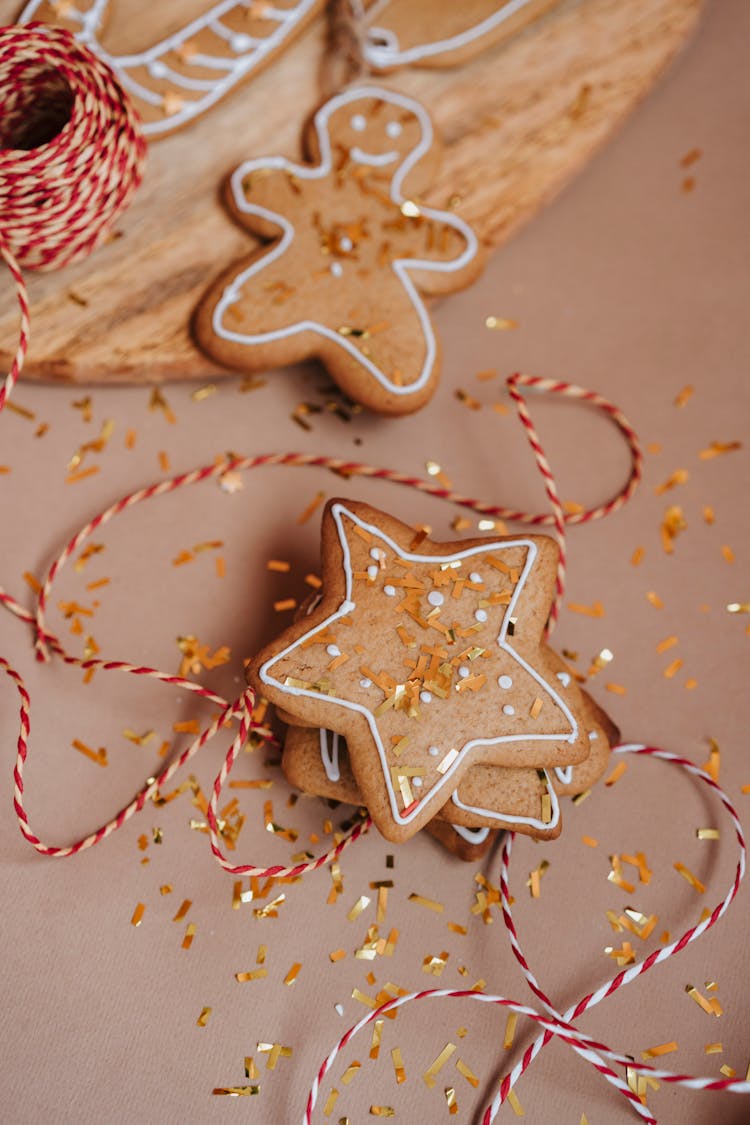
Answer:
[225,159,321,241]
[399,207,484,297]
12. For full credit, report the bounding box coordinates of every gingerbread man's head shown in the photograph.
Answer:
[306,86,440,198]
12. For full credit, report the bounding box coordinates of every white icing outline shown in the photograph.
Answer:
[19,0,322,136]
[211,86,479,399]
[260,503,578,827]
[451,824,490,845]
[450,768,560,830]
[319,727,341,783]
[364,0,539,69]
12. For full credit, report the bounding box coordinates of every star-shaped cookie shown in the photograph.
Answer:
[247,499,591,842]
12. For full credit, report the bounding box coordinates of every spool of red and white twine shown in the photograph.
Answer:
[0,21,146,411]
[0,371,747,1120]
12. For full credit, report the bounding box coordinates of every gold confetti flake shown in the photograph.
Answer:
[647,591,664,609]
[423,1043,456,1088]
[507,1089,524,1116]
[391,1046,406,1084]
[704,1043,723,1054]
[447,922,467,935]
[196,1007,212,1027]
[529,697,543,719]
[674,862,705,893]
[697,828,720,840]
[456,1059,479,1088]
[173,899,192,922]
[654,469,688,495]
[274,598,297,612]
[347,895,371,921]
[582,836,598,848]
[191,384,217,402]
[149,387,176,423]
[605,682,627,696]
[283,963,302,986]
[721,545,735,564]
[182,923,197,950]
[455,388,481,410]
[663,658,684,679]
[323,1088,339,1115]
[131,903,145,927]
[212,1086,259,1097]
[641,1041,678,1059]
[720,1065,736,1078]
[341,1061,361,1085]
[408,893,444,913]
[699,440,742,460]
[369,1107,395,1118]
[445,1087,458,1114]
[72,738,107,766]
[567,601,605,618]
[661,505,687,552]
[656,635,678,654]
[727,602,750,614]
[370,1019,384,1060]
[630,546,645,566]
[329,949,346,963]
[298,490,325,524]
[674,384,694,407]
[485,316,518,330]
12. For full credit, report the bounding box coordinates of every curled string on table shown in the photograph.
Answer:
[0,22,146,411]
[0,373,640,866]
[305,744,748,1125]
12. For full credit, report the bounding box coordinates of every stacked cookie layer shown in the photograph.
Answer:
[247,499,618,859]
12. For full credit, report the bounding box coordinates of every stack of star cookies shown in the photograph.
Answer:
[247,499,619,861]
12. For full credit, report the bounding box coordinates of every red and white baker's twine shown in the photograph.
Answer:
[0,22,145,411]
[0,372,745,1120]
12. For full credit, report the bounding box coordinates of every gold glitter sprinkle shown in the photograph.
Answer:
[727,603,750,614]
[267,559,291,572]
[72,738,107,766]
[369,1107,395,1118]
[182,923,197,950]
[507,1089,524,1116]
[641,1041,678,1059]
[567,601,605,617]
[149,387,176,423]
[663,658,684,679]
[436,748,459,775]
[297,491,325,524]
[630,547,645,566]
[674,385,694,407]
[582,836,598,848]
[391,1046,406,1084]
[656,636,679,654]
[330,949,346,962]
[447,922,467,935]
[340,1061,360,1086]
[646,591,664,608]
[445,1087,458,1114]
[283,963,302,986]
[455,388,481,410]
[674,862,705,893]
[572,789,591,806]
[196,1007,212,1027]
[661,505,687,552]
[721,545,735,564]
[699,440,742,460]
[485,316,518,330]
[131,903,145,927]
[605,682,627,696]
[173,899,192,922]
[704,1043,723,1054]
[212,1087,259,1096]
[456,1059,479,1087]
[191,384,217,402]
[323,1088,339,1115]
[697,828,719,840]
[424,1043,456,1088]
[370,1019,384,1059]
[655,469,688,495]
[4,400,35,420]
[347,895,371,921]
[274,598,297,612]
[408,893,444,913]
[720,1065,736,1078]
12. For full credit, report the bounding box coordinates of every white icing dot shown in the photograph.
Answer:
[557,671,571,687]
[230,33,253,52]
[360,677,372,688]
[148,60,168,79]
[420,691,432,703]
[330,261,343,278]
[497,675,513,689]
[339,235,353,252]
[384,585,396,596]
[386,120,402,138]
[350,113,367,132]
[412,776,423,787]
[366,565,378,579]
[589,730,599,741]
[474,609,488,622]
[469,571,482,583]
[503,704,515,716]
[326,644,341,657]
[427,591,444,607]
[458,666,470,678]
[428,746,440,757]
[370,548,385,561]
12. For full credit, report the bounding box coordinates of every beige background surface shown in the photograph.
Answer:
[1,1,748,1122]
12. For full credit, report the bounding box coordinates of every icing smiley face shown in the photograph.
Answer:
[321,94,426,174]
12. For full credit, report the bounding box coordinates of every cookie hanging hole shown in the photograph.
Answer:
[0,63,74,150]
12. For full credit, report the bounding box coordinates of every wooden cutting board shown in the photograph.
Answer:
[0,0,703,385]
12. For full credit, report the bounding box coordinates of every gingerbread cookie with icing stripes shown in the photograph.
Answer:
[18,0,327,137]
[194,86,483,415]
[246,498,592,843]
[363,0,563,71]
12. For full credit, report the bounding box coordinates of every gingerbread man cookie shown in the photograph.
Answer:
[246,499,593,843]
[195,86,483,415]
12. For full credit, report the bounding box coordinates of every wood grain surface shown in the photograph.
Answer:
[0,0,703,384]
